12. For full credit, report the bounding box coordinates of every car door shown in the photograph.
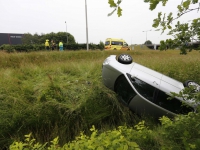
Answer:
[160,75,185,95]
[130,63,162,89]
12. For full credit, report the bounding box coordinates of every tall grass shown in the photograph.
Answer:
[0,50,199,149]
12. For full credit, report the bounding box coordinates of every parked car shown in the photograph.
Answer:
[102,54,200,118]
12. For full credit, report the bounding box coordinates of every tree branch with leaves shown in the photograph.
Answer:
[108,0,200,54]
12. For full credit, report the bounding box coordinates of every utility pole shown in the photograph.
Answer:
[142,29,151,44]
[65,21,68,44]
[85,0,89,51]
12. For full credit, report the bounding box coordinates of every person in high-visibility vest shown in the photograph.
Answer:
[59,41,63,51]
[45,39,50,50]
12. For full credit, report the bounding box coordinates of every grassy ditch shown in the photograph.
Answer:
[0,50,200,149]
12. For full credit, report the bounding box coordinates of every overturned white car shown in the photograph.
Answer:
[102,54,200,118]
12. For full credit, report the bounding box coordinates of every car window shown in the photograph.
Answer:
[127,74,194,114]
[154,90,194,114]
[124,42,128,46]
[111,41,123,45]
[114,75,137,105]
[128,75,155,102]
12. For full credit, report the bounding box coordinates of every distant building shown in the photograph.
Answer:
[0,33,24,46]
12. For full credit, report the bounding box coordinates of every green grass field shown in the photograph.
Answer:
[0,49,200,149]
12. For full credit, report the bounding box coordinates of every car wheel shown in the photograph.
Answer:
[118,54,133,64]
[184,80,200,92]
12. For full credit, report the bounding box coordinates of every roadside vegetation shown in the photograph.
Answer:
[0,49,200,149]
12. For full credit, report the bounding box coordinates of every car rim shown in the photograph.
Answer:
[188,82,200,92]
[121,55,131,61]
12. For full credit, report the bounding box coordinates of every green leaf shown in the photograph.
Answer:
[192,0,198,4]
[149,0,160,10]
[177,5,183,12]
[117,6,122,17]
[158,12,162,19]
[168,25,172,29]
[167,12,173,24]
[182,0,191,9]
[108,0,117,7]
[117,0,122,5]
[152,18,160,28]
[162,0,169,6]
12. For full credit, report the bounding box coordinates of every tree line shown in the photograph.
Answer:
[0,32,105,52]
[22,32,75,45]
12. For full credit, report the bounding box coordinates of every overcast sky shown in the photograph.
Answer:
[0,0,198,44]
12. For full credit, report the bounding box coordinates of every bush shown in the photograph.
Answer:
[10,113,200,150]
[1,44,15,53]
[9,126,141,150]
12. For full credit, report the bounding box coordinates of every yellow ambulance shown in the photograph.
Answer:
[104,38,130,51]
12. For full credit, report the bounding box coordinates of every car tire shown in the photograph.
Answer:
[183,80,200,92]
[118,54,133,64]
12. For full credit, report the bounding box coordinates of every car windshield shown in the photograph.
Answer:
[126,74,194,114]
[105,41,110,45]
